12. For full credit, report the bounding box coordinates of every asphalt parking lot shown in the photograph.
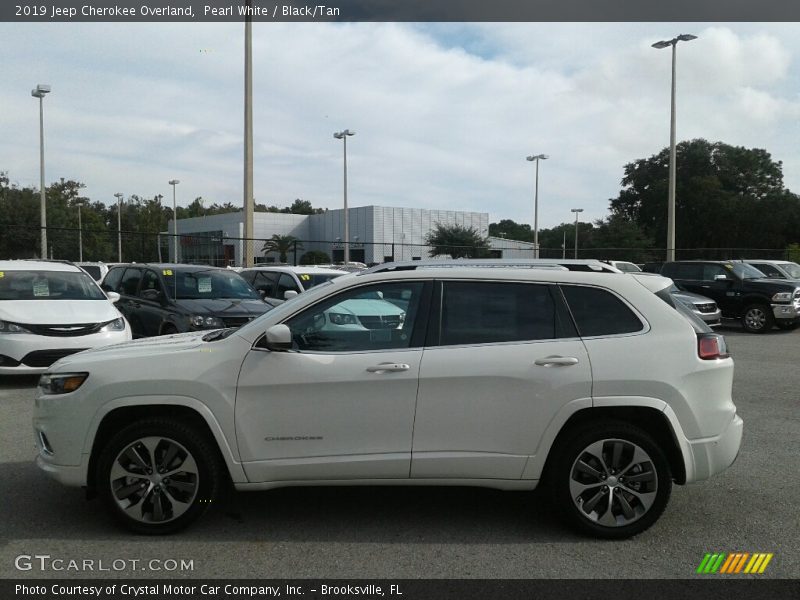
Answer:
[1,322,798,580]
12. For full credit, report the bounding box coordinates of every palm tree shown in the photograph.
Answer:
[261,234,303,263]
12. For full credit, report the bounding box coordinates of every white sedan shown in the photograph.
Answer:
[0,260,131,375]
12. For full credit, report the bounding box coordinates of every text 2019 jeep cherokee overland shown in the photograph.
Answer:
[33,267,741,538]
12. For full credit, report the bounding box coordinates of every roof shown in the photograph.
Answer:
[364,258,621,274]
[107,263,229,272]
[0,260,82,272]
[241,265,346,275]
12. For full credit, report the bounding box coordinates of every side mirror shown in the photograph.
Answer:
[140,288,162,302]
[284,290,298,300]
[264,324,292,351]
[106,291,121,303]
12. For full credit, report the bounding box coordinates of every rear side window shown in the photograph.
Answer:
[439,281,560,345]
[561,285,644,337]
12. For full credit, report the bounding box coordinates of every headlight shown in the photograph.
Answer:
[0,319,32,334]
[190,315,224,328]
[100,317,125,332]
[328,312,357,325]
[38,372,89,395]
[772,292,793,302]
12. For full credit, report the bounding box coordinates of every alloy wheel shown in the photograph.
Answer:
[109,436,199,524]
[569,438,658,528]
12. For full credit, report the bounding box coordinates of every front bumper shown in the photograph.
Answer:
[771,303,800,321]
[0,329,130,375]
[684,414,743,482]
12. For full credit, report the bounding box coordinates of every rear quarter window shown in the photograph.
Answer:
[561,285,644,337]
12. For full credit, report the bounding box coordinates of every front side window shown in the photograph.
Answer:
[119,268,143,296]
[138,270,163,297]
[561,285,644,337]
[276,273,298,298]
[102,267,124,292]
[284,282,425,352]
[0,270,106,301]
[439,281,559,346]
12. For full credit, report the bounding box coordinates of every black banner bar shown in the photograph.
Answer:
[4,579,800,600]
[2,0,800,22]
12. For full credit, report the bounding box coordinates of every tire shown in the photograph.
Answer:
[741,304,774,333]
[96,417,224,534]
[775,320,797,331]
[548,420,672,539]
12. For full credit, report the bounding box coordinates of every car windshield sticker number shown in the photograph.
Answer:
[33,279,50,297]
[0,272,4,278]
[198,277,212,293]
[300,274,311,281]
[162,269,173,276]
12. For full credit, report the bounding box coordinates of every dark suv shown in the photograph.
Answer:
[102,264,276,337]
[660,261,800,333]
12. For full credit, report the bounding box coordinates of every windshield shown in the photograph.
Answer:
[0,270,107,301]
[731,263,767,280]
[163,268,261,300]
[780,263,800,279]
[298,272,344,290]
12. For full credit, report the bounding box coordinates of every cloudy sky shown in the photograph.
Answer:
[2,22,800,229]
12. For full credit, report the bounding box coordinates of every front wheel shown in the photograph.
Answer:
[741,304,774,333]
[549,421,672,539]
[96,417,224,534]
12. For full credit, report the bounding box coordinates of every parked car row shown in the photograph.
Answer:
[645,259,800,333]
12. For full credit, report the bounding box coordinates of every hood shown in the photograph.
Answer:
[175,298,273,317]
[50,330,207,370]
[746,278,798,291]
[673,291,715,305]
[0,299,120,325]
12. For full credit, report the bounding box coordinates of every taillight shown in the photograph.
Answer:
[697,333,730,360]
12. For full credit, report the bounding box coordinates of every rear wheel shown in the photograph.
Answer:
[96,417,224,534]
[741,304,774,333]
[549,421,672,539]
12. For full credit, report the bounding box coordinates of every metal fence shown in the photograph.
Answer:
[1,224,796,268]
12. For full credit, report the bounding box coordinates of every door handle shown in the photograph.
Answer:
[366,363,410,373]
[534,356,579,367]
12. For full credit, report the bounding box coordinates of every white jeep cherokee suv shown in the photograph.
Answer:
[33,267,742,538]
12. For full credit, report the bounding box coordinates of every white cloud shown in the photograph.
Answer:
[1,22,799,232]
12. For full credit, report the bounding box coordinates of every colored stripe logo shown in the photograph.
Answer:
[696,552,773,574]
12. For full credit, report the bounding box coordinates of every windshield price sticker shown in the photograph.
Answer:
[33,280,50,297]
[198,277,212,293]
[162,269,173,276]
[0,272,4,278]
[300,274,311,281]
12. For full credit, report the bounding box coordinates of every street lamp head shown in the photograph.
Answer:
[651,40,672,49]
[677,34,698,42]
[571,208,584,214]
[526,154,549,161]
[31,84,51,98]
[334,130,355,139]
[114,193,123,200]
[169,179,180,185]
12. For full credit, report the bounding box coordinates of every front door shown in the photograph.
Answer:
[235,280,431,483]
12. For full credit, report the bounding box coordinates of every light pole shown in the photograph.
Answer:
[169,180,180,263]
[114,193,124,262]
[243,0,254,268]
[571,208,584,259]
[652,33,697,262]
[526,154,548,258]
[31,84,51,259]
[333,129,355,264]
[77,203,83,262]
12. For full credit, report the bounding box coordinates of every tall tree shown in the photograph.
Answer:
[424,223,489,259]
[609,139,799,250]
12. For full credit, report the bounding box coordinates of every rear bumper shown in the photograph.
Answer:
[684,414,743,483]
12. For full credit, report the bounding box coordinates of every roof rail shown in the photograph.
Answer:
[360,258,621,275]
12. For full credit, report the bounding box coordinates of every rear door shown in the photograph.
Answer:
[412,280,592,480]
